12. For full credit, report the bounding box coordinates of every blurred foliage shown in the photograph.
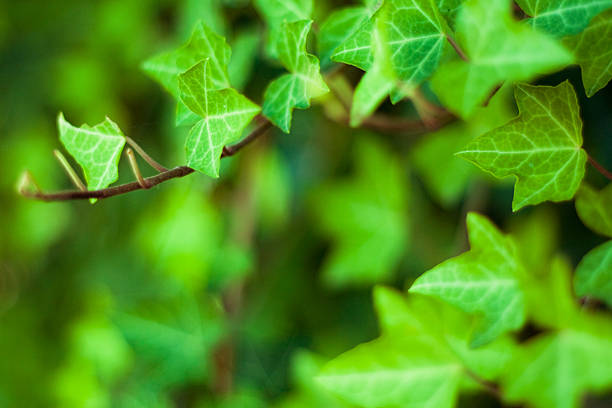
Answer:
[1,1,612,408]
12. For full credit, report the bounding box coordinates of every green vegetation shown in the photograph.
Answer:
[3,0,612,407]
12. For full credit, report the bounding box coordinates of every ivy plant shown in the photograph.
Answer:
[13,0,612,407]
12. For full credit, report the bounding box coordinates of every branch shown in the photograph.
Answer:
[19,118,272,202]
[446,35,469,62]
[588,155,612,181]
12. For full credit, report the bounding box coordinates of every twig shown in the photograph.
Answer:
[20,166,195,201]
[126,148,149,189]
[588,155,612,181]
[446,35,469,62]
[53,149,86,191]
[125,136,168,173]
[222,118,272,157]
[20,119,273,202]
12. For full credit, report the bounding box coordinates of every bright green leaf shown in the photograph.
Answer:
[575,240,612,307]
[410,212,527,346]
[350,27,395,127]
[565,10,612,97]
[179,59,260,177]
[374,287,516,382]
[457,82,587,211]
[516,0,612,37]
[502,322,612,408]
[575,183,612,237]
[262,20,329,133]
[318,335,463,408]
[319,7,372,70]
[311,138,409,288]
[142,21,231,126]
[377,0,450,87]
[254,0,313,57]
[57,113,126,191]
[142,21,230,97]
[431,0,573,118]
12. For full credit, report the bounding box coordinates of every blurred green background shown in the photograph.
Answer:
[1,0,611,407]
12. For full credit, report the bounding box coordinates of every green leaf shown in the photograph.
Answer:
[262,20,329,133]
[142,21,230,97]
[516,0,612,37]
[565,10,612,97]
[142,21,231,125]
[437,0,465,26]
[431,0,573,118]
[331,17,375,71]
[457,82,587,211]
[319,7,372,70]
[410,212,526,346]
[253,0,312,28]
[521,256,581,329]
[113,292,224,389]
[317,335,463,408]
[501,320,612,408]
[377,0,450,87]
[374,287,516,382]
[254,0,313,57]
[57,113,126,191]
[350,26,396,126]
[575,183,612,237]
[311,138,409,288]
[347,0,452,125]
[317,288,516,408]
[575,240,612,307]
[179,60,260,177]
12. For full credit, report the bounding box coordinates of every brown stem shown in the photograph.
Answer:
[20,119,272,202]
[125,136,168,173]
[360,111,456,134]
[588,155,612,181]
[446,35,469,62]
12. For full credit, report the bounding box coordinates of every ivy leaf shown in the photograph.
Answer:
[374,287,516,383]
[501,317,612,408]
[142,21,231,126]
[574,240,612,307]
[317,288,515,408]
[178,60,260,177]
[410,212,527,347]
[350,26,396,126]
[254,0,313,57]
[377,0,450,89]
[317,335,463,408]
[437,0,465,27]
[575,183,612,237]
[319,6,372,70]
[431,0,573,118]
[253,0,312,29]
[310,138,409,288]
[113,293,224,388]
[262,20,328,133]
[516,0,612,37]
[345,0,452,125]
[57,113,126,191]
[565,10,612,97]
[457,82,587,211]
